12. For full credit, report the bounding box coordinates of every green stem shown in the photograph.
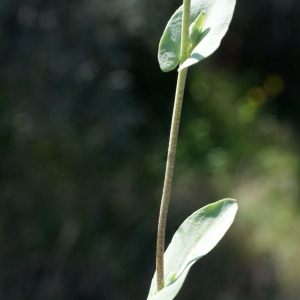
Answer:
[156,0,191,292]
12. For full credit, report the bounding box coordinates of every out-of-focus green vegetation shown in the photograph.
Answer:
[1,0,300,299]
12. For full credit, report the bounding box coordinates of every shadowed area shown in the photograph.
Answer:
[1,0,300,299]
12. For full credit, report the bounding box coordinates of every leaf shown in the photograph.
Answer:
[189,11,206,46]
[158,0,236,72]
[147,198,238,300]
[157,8,183,72]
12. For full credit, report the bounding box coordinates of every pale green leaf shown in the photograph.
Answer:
[189,11,206,46]
[158,8,183,72]
[158,0,236,72]
[147,198,238,300]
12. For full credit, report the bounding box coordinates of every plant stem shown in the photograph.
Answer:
[156,0,191,292]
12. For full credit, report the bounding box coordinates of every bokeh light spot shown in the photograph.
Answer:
[237,101,256,123]
[246,86,267,106]
[206,147,228,171]
[263,73,285,97]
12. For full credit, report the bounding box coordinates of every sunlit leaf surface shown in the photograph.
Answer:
[158,0,236,72]
[147,199,238,300]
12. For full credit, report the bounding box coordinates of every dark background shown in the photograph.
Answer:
[1,0,300,299]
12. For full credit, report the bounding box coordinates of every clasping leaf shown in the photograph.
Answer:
[158,0,236,72]
[147,199,238,300]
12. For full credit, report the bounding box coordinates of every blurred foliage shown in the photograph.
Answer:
[1,0,300,299]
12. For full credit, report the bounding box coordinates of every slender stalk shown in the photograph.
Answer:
[156,0,191,292]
